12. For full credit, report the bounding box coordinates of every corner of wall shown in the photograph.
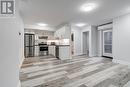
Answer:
[113,59,130,67]
[19,57,24,68]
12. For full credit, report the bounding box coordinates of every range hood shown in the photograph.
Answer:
[39,36,48,39]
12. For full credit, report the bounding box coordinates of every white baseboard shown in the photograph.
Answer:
[17,80,21,87]
[19,57,24,68]
[73,53,84,56]
[18,57,24,87]
[113,59,130,67]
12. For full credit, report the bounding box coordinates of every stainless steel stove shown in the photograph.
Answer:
[39,43,48,56]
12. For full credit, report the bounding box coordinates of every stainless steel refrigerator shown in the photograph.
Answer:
[24,34,35,58]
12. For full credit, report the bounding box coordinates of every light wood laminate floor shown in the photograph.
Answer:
[20,56,130,87]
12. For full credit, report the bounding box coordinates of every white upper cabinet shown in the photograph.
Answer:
[54,25,71,39]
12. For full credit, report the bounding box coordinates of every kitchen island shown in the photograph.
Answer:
[34,45,71,60]
[55,45,71,60]
[49,45,71,60]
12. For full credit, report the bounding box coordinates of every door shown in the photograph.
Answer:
[24,34,35,58]
[24,34,35,46]
[83,32,89,55]
[103,30,112,57]
[71,33,74,55]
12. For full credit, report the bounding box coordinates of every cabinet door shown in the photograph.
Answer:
[59,46,70,60]
[35,46,39,56]
[49,46,55,56]
[49,46,52,55]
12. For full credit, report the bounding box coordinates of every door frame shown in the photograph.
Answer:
[102,29,113,58]
[82,31,89,55]
[71,32,74,55]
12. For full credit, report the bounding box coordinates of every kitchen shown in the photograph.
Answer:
[24,25,71,60]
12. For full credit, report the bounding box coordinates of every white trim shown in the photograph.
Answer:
[113,59,130,67]
[97,30,103,57]
[18,57,24,87]
[73,53,84,56]
[81,29,90,56]
[19,57,24,68]
[98,24,112,30]
[17,80,21,87]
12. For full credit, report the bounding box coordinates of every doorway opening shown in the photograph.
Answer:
[102,29,113,59]
[71,33,74,55]
[82,31,89,56]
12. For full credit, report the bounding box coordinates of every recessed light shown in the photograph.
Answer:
[37,23,48,26]
[76,23,86,27]
[80,3,96,12]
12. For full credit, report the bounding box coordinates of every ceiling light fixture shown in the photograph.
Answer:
[37,23,48,26]
[80,3,96,12]
[76,23,86,27]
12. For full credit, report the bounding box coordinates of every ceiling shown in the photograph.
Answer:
[20,0,130,30]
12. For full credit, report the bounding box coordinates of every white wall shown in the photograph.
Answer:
[113,13,130,65]
[91,26,98,56]
[97,30,103,56]
[71,25,97,57]
[81,26,91,56]
[71,26,82,56]
[81,26,97,57]
[0,0,24,87]
[83,32,87,54]
[86,32,89,51]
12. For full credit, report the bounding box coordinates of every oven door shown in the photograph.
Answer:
[40,46,48,51]
[39,46,48,56]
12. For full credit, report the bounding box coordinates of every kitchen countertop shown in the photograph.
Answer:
[34,45,70,46]
[49,45,70,46]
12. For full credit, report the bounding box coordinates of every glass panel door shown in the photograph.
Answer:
[103,30,112,57]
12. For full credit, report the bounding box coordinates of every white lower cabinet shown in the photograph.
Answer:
[35,46,39,56]
[59,46,71,60]
[49,46,55,56]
